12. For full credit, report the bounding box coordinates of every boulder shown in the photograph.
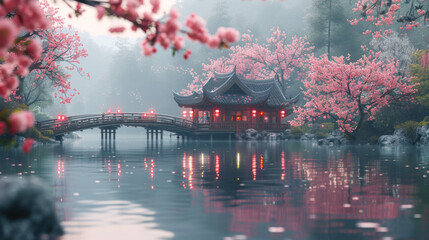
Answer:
[279,129,294,140]
[378,129,410,145]
[0,177,64,240]
[416,125,429,145]
[300,133,316,141]
[317,129,348,146]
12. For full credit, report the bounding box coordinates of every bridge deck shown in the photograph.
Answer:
[36,112,288,137]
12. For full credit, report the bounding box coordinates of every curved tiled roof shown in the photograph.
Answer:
[174,67,298,108]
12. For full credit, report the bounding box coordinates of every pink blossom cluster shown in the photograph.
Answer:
[7,110,35,135]
[81,0,239,58]
[291,51,417,136]
[0,0,48,98]
[350,0,429,38]
[24,0,87,105]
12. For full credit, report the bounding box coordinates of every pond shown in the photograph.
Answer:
[1,134,429,240]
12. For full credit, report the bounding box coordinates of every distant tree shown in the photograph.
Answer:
[182,28,314,95]
[307,0,363,59]
[410,50,429,106]
[370,32,415,76]
[20,73,54,108]
[292,51,417,140]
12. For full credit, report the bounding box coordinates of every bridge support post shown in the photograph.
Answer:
[101,129,104,142]
[109,129,112,141]
[151,129,154,141]
[113,129,116,140]
[160,130,163,141]
[147,129,149,142]
[155,129,159,142]
[105,129,108,142]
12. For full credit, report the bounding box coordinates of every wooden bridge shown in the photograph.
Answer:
[36,112,289,142]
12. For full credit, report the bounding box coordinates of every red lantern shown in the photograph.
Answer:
[117,108,121,113]
[259,111,264,116]
[281,110,286,118]
[215,109,220,117]
[189,110,194,118]
[107,109,111,114]
[183,110,187,118]
[252,109,256,117]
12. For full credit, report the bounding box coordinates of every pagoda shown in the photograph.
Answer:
[173,67,298,133]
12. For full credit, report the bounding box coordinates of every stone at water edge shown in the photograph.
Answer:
[416,125,429,145]
[378,129,410,145]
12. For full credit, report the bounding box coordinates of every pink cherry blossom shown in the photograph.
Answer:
[0,121,5,135]
[22,138,34,153]
[291,51,417,139]
[8,110,34,134]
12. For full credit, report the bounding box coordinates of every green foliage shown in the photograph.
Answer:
[395,120,422,140]
[368,136,379,144]
[308,122,335,138]
[410,50,429,106]
[27,128,52,143]
[41,130,54,138]
[290,125,308,138]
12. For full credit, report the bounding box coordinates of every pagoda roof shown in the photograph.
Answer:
[173,66,298,108]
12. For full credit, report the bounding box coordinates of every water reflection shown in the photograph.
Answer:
[1,140,429,240]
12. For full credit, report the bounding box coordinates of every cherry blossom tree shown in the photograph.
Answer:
[291,51,417,140]
[13,0,88,105]
[181,27,314,95]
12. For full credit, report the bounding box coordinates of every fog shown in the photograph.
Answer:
[43,0,313,117]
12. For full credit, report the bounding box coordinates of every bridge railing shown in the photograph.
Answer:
[36,113,196,133]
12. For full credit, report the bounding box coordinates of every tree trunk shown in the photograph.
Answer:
[327,0,332,59]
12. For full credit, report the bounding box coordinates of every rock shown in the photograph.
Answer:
[300,133,316,141]
[317,130,348,146]
[0,177,64,240]
[240,129,275,140]
[64,132,82,139]
[279,129,294,140]
[378,129,410,145]
[416,124,429,145]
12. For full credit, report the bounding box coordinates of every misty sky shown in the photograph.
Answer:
[44,0,313,118]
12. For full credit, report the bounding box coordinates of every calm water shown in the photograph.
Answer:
[1,133,429,240]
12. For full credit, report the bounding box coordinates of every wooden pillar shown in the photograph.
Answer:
[156,129,159,142]
[104,129,108,141]
[109,129,112,141]
[151,129,154,141]
[101,129,104,141]
[113,129,116,140]
[147,129,149,141]
[160,130,163,141]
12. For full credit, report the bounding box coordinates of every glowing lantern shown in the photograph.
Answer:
[142,113,147,117]
[61,115,65,120]
[189,110,194,118]
[259,111,264,116]
[214,109,220,117]
[107,109,111,114]
[57,115,65,121]
[281,110,286,118]
[117,108,121,113]
[150,109,155,114]
[183,110,187,118]
[252,109,257,117]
